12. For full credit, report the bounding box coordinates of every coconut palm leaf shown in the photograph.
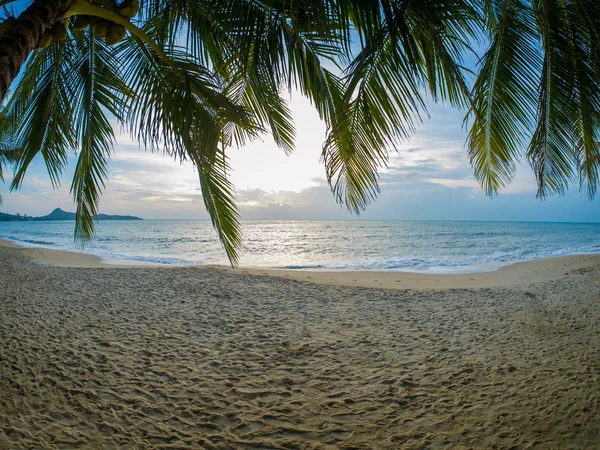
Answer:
[139,0,232,70]
[323,34,423,212]
[119,32,247,157]
[469,0,600,198]
[9,38,77,190]
[186,0,344,151]
[527,0,578,197]
[324,0,478,213]
[225,68,296,153]
[116,29,247,257]
[556,0,600,198]
[192,148,241,264]
[468,0,541,195]
[69,30,126,241]
[0,119,19,204]
[278,18,345,124]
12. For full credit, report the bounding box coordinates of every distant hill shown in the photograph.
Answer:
[0,208,143,222]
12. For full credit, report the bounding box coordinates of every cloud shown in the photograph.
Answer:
[426,178,480,189]
[1,99,598,223]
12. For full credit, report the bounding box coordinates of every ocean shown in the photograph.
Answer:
[0,220,599,273]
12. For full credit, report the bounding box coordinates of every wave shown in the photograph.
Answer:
[315,244,600,272]
[2,221,600,274]
[103,254,191,266]
[582,243,600,252]
[4,237,57,247]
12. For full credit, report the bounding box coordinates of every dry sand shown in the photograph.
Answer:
[1,240,599,449]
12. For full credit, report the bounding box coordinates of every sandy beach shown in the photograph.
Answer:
[1,240,599,449]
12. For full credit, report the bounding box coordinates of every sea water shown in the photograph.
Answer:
[0,220,599,273]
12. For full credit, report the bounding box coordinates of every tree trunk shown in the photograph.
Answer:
[0,0,71,102]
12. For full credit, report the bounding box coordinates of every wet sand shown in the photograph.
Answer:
[5,238,600,290]
[1,241,599,449]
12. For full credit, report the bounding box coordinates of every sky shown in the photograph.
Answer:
[2,91,599,223]
[1,1,599,223]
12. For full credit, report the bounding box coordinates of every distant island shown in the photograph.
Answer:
[0,208,143,222]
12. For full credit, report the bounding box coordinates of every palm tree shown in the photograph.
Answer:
[0,0,598,265]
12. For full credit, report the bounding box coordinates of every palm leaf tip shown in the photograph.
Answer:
[192,151,241,267]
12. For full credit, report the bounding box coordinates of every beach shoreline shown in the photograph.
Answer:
[2,237,599,290]
[1,240,599,448]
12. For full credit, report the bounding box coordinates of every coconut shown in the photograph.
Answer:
[51,22,67,40]
[105,23,126,45]
[93,20,110,38]
[35,30,53,49]
[0,17,16,39]
[73,15,91,31]
[119,0,139,19]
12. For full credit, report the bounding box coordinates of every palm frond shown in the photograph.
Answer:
[279,18,345,124]
[0,117,19,204]
[468,0,541,195]
[0,116,18,178]
[9,38,77,190]
[117,27,247,265]
[564,0,600,198]
[192,148,241,265]
[224,67,296,153]
[325,0,478,213]
[527,0,577,197]
[179,0,345,152]
[69,30,124,242]
[119,32,248,158]
[323,40,414,212]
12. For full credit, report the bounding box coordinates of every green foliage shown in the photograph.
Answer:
[8,39,76,190]
[1,0,599,265]
[70,31,123,241]
[468,0,600,198]
[468,0,541,195]
[0,118,19,205]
